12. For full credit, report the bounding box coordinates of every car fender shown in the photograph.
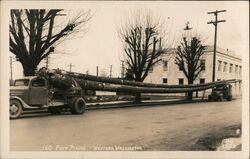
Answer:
[10,96,34,109]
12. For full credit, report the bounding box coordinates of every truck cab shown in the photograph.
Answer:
[10,76,86,119]
[208,83,232,102]
[10,76,48,105]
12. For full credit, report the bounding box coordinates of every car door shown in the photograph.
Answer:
[29,78,48,105]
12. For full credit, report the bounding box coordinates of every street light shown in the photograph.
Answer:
[184,21,192,31]
[183,21,192,40]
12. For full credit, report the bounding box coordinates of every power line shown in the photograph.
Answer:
[207,10,226,82]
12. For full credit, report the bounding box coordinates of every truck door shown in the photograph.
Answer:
[29,78,48,105]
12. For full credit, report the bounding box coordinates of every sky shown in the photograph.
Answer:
[10,1,249,79]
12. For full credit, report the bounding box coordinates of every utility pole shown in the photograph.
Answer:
[109,65,112,78]
[207,10,226,82]
[121,61,125,78]
[96,66,99,76]
[45,56,49,69]
[68,63,75,72]
[86,69,89,75]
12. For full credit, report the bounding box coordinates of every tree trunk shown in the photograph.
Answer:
[134,93,141,103]
[187,91,193,100]
[187,78,194,100]
[23,63,37,76]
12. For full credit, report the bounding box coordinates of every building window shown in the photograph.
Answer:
[178,78,184,85]
[218,60,222,71]
[223,62,227,72]
[179,64,184,71]
[163,78,168,84]
[229,64,233,73]
[235,65,238,74]
[163,61,168,71]
[200,78,205,84]
[239,66,242,74]
[200,59,205,71]
[217,79,221,81]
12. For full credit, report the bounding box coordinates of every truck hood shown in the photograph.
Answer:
[10,86,28,96]
[10,86,28,90]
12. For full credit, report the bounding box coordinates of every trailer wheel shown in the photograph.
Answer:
[70,97,85,114]
[10,99,23,119]
[48,107,62,114]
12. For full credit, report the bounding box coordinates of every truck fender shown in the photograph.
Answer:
[10,96,34,109]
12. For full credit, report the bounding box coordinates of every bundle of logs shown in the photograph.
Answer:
[37,68,239,93]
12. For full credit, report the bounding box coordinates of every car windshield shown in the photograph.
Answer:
[14,79,30,86]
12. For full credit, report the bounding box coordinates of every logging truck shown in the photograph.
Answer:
[208,83,232,101]
[9,68,239,119]
[10,76,86,119]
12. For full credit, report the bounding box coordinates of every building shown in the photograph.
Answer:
[144,46,242,97]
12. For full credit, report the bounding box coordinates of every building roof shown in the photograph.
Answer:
[204,46,242,60]
[163,46,242,60]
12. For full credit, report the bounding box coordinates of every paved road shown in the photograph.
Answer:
[10,99,241,151]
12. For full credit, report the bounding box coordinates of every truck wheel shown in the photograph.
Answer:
[48,107,62,114]
[227,96,232,101]
[219,96,223,102]
[70,97,85,114]
[208,95,212,102]
[10,99,23,119]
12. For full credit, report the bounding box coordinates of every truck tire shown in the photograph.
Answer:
[10,99,23,119]
[70,97,86,114]
[227,95,232,101]
[48,107,62,114]
[208,95,212,102]
[219,95,223,102]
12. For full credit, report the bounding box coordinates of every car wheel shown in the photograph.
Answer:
[70,97,86,114]
[10,99,23,119]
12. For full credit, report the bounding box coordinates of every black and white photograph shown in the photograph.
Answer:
[0,1,249,159]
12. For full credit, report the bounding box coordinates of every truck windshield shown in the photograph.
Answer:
[14,79,30,86]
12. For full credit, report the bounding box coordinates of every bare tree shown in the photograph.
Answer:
[119,12,169,103]
[9,9,91,76]
[174,36,206,100]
